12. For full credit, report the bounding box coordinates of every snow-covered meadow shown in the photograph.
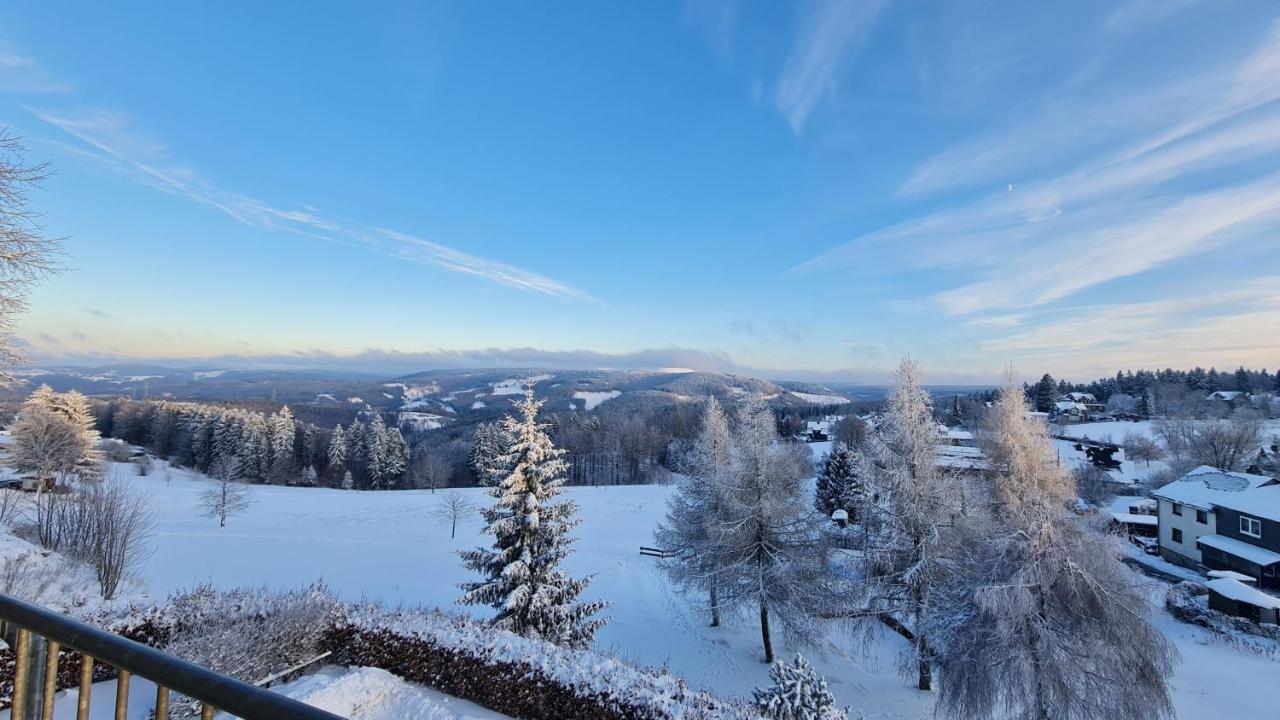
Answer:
[112,457,1277,719]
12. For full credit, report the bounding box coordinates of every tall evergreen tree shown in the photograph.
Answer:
[269,405,296,481]
[327,423,348,474]
[814,442,865,520]
[468,422,511,486]
[459,391,608,648]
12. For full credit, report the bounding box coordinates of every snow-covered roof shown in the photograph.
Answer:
[1205,578,1280,609]
[1109,512,1158,526]
[1208,569,1257,583]
[1065,392,1096,402]
[1153,465,1275,511]
[1197,534,1280,567]
[946,428,975,441]
[1055,401,1087,411]
[1207,391,1245,401]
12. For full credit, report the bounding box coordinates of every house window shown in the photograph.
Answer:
[1196,509,1208,524]
[1240,516,1263,539]
[1171,528,1183,543]
[1172,503,1183,516]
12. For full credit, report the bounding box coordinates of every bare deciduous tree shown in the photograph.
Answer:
[0,130,60,382]
[83,476,157,599]
[1156,412,1260,472]
[199,460,252,528]
[1122,433,1165,466]
[429,491,476,539]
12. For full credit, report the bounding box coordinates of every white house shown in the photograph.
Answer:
[1154,466,1276,571]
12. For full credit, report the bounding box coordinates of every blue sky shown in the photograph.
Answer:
[2,0,1278,383]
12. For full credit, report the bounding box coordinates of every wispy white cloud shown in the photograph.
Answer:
[0,40,71,94]
[971,279,1280,376]
[899,20,1280,198]
[22,105,592,301]
[792,19,1280,318]
[1105,0,1201,34]
[774,0,889,133]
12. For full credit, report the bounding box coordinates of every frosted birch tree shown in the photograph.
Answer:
[459,390,608,648]
[933,373,1177,720]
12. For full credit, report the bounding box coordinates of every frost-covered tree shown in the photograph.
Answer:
[933,374,1177,720]
[269,405,296,480]
[468,422,511,486]
[16,386,100,478]
[459,391,608,648]
[861,359,956,690]
[189,410,217,472]
[708,396,828,663]
[655,396,733,626]
[753,654,847,720]
[199,459,252,528]
[327,423,348,474]
[299,465,318,487]
[10,406,80,484]
[237,415,271,482]
[814,442,866,520]
[381,424,409,488]
[364,414,391,489]
[340,469,354,490]
[347,417,368,484]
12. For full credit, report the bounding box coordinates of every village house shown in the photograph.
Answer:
[1155,466,1280,590]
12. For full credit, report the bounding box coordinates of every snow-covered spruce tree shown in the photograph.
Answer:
[327,423,348,477]
[933,373,1177,720]
[655,396,733,626]
[753,654,848,720]
[710,396,829,663]
[365,414,391,489]
[237,414,271,482]
[269,405,296,481]
[458,390,608,648]
[468,421,511,486]
[346,417,368,485]
[189,409,217,472]
[814,442,866,520]
[861,358,956,691]
[381,423,409,489]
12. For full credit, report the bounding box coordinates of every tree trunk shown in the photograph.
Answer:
[759,600,774,664]
[916,638,932,691]
[709,583,721,627]
[450,518,457,539]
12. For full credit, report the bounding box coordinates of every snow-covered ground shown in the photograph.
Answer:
[789,391,850,405]
[110,458,1279,718]
[0,666,508,720]
[1056,419,1159,443]
[572,390,620,410]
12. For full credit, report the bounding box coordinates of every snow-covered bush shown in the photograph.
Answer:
[160,583,339,717]
[325,603,764,720]
[753,654,847,720]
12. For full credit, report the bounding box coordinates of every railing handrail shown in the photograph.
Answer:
[0,592,345,720]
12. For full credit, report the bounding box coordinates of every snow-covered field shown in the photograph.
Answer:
[114,459,1277,719]
[789,391,850,405]
[1056,419,1159,443]
[572,390,620,410]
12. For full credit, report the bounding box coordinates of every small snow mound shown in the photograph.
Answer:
[269,667,455,719]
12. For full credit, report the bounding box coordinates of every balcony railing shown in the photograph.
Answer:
[0,592,345,720]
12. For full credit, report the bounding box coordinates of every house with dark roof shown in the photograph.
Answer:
[1154,466,1280,589]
